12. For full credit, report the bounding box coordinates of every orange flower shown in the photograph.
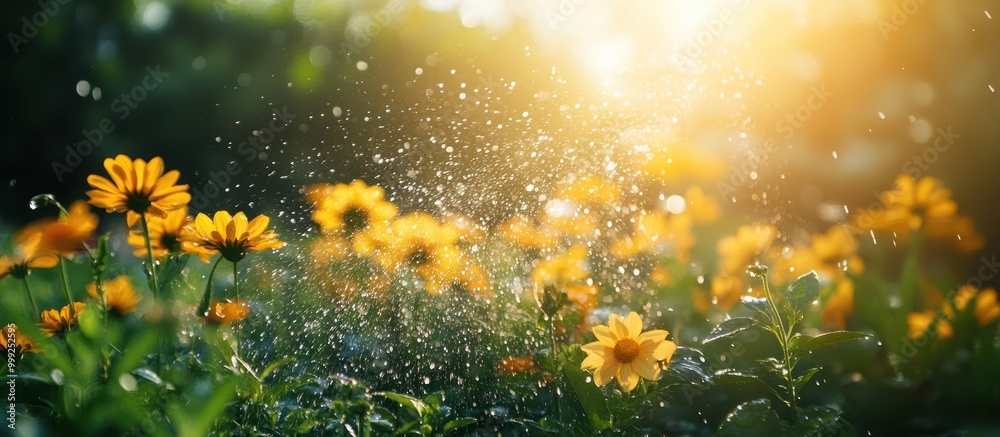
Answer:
[87,275,141,316]
[717,225,776,275]
[127,206,191,258]
[953,285,1000,327]
[181,211,284,262]
[202,300,250,324]
[86,155,191,227]
[41,302,86,335]
[907,310,952,340]
[0,229,58,279]
[1,324,38,357]
[24,201,99,256]
[821,279,855,330]
[498,356,535,375]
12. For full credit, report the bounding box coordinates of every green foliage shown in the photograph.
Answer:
[705,267,869,432]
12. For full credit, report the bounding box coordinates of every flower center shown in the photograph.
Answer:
[161,233,182,253]
[125,193,152,214]
[613,338,641,363]
[342,207,369,238]
[408,247,430,266]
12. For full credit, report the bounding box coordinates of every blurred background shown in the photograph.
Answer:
[2,0,999,253]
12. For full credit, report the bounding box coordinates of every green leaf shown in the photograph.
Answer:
[260,356,295,381]
[801,331,870,355]
[563,363,611,430]
[716,398,783,437]
[442,418,476,435]
[170,377,239,436]
[703,317,758,344]
[784,271,821,313]
[110,329,159,378]
[795,367,822,392]
[423,391,444,411]
[787,405,855,436]
[378,392,430,418]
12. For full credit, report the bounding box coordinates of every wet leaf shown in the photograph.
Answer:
[784,271,820,314]
[799,331,870,355]
[564,363,611,430]
[703,317,758,344]
[716,398,783,437]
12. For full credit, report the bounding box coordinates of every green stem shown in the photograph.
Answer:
[760,274,797,417]
[140,213,160,300]
[197,257,225,316]
[21,278,39,322]
[58,256,76,320]
[233,260,241,357]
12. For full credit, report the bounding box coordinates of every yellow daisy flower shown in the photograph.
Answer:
[41,302,86,335]
[821,279,855,330]
[24,200,99,256]
[127,206,191,258]
[953,285,1000,327]
[531,245,590,288]
[307,180,398,256]
[907,310,952,340]
[611,212,694,262]
[496,215,558,250]
[581,312,677,392]
[0,229,58,279]
[86,155,191,227]
[87,275,141,316]
[717,225,776,275]
[0,325,38,357]
[202,300,250,324]
[374,212,459,272]
[181,211,285,263]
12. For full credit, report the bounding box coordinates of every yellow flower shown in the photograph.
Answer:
[442,213,487,245]
[424,258,492,297]
[711,274,748,311]
[127,206,191,258]
[87,275,141,316]
[924,216,986,253]
[541,176,621,238]
[86,155,191,227]
[0,325,38,356]
[821,279,855,330]
[497,216,558,250]
[202,300,250,324]
[0,229,58,279]
[717,225,776,275]
[24,200,99,256]
[307,181,398,256]
[531,245,589,288]
[681,186,720,224]
[554,175,620,205]
[953,285,1000,326]
[581,312,677,393]
[41,302,86,335]
[375,212,459,271]
[611,212,694,262]
[907,310,952,340]
[181,211,285,262]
